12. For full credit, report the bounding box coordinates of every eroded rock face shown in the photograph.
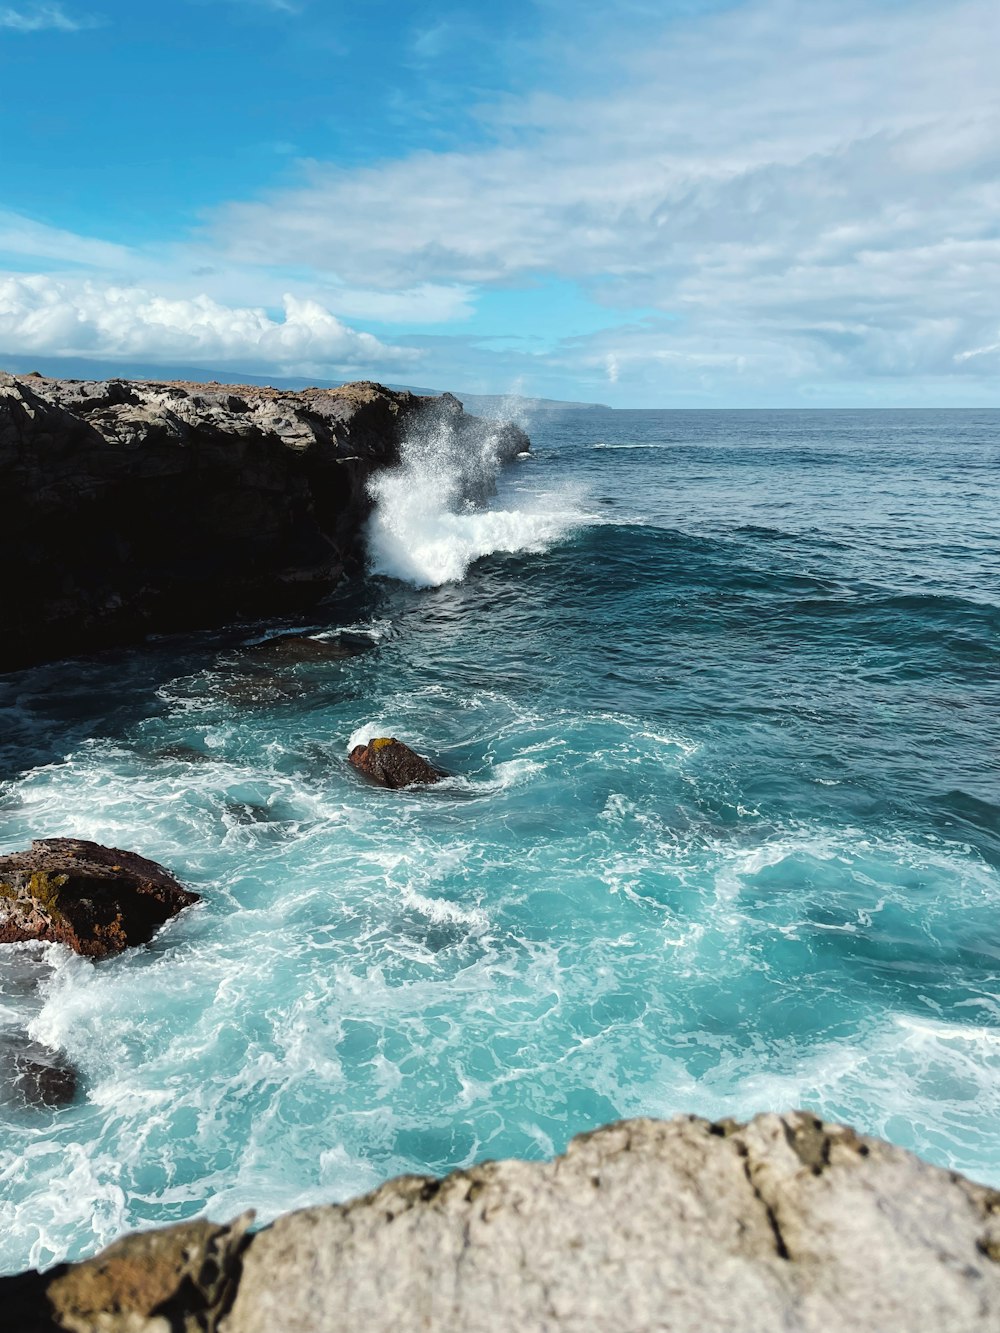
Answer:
[348,737,443,789]
[0,838,199,958]
[4,1112,1000,1332]
[0,374,529,672]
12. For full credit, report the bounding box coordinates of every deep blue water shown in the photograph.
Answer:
[1,407,999,1274]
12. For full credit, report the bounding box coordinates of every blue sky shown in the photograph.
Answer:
[1,0,998,405]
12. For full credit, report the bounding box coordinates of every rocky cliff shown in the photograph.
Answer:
[0,373,528,672]
[4,1111,1000,1332]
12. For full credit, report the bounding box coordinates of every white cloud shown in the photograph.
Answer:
[209,0,1000,392]
[0,274,417,372]
[0,4,94,30]
[0,209,476,328]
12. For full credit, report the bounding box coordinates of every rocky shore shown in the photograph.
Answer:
[5,375,996,1332]
[4,1110,999,1332]
[0,373,528,672]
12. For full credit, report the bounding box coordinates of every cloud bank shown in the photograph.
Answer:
[210,0,1000,395]
[0,275,414,372]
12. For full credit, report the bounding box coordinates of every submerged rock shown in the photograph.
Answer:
[214,672,306,708]
[349,737,443,789]
[152,743,216,764]
[5,1112,1000,1331]
[245,631,373,663]
[0,1035,78,1109]
[0,838,199,959]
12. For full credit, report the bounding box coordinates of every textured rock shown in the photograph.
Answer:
[6,1112,1000,1331]
[349,736,443,788]
[223,1112,1000,1332]
[0,838,199,958]
[0,374,529,671]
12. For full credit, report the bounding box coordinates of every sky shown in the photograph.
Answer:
[0,0,998,406]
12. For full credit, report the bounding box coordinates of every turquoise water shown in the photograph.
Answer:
[2,407,999,1273]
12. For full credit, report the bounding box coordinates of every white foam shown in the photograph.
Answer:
[365,414,586,587]
[398,886,490,933]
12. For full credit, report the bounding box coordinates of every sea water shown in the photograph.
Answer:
[1,407,998,1273]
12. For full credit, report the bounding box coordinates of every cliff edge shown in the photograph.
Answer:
[4,1111,1000,1331]
[0,373,528,672]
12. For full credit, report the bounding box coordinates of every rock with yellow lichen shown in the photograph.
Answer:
[348,736,443,789]
[0,838,199,958]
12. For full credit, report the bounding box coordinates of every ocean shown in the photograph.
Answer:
[1,406,998,1274]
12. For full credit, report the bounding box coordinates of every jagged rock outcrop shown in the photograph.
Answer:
[349,736,444,788]
[0,838,199,958]
[5,1111,1000,1331]
[0,374,528,671]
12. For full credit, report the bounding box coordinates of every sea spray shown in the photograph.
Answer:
[365,406,583,586]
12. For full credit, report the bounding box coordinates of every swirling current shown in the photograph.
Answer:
[1,406,998,1273]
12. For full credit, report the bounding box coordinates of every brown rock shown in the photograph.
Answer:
[0,839,199,959]
[41,1214,251,1333]
[349,737,443,789]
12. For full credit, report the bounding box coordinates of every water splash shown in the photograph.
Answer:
[366,407,583,586]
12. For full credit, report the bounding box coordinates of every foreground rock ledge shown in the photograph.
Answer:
[5,1112,1000,1332]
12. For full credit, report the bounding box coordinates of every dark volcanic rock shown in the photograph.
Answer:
[0,374,529,672]
[349,737,443,789]
[0,838,199,958]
